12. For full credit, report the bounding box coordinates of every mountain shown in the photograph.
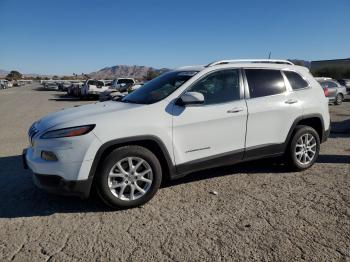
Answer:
[88,65,167,80]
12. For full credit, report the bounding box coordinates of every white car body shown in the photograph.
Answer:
[0,80,9,89]
[6,81,13,88]
[111,78,136,91]
[81,79,109,96]
[24,59,330,199]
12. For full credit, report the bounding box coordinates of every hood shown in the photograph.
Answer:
[35,101,143,132]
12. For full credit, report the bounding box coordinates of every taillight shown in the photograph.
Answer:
[323,87,329,97]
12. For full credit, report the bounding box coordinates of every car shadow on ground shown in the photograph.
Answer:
[33,87,59,92]
[0,153,349,219]
[330,118,350,138]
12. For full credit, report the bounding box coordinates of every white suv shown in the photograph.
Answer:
[81,79,108,98]
[111,78,136,92]
[23,59,330,208]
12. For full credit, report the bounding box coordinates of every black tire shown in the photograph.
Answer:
[95,145,162,209]
[334,94,343,105]
[287,125,320,171]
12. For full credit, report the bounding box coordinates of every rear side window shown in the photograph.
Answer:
[284,71,308,90]
[321,81,337,88]
[245,69,286,98]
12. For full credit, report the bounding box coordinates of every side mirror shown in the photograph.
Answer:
[175,91,204,106]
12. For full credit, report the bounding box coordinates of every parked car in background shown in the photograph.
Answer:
[337,79,350,94]
[1,80,6,89]
[0,80,9,89]
[99,83,143,101]
[67,82,84,97]
[111,78,136,92]
[44,82,59,90]
[99,90,126,102]
[315,77,346,105]
[81,79,108,98]
[105,80,113,87]
[6,81,13,88]
[24,59,330,209]
[58,81,71,92]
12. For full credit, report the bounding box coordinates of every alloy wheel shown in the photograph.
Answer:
[295,133,317,165]
[108,157,153,201]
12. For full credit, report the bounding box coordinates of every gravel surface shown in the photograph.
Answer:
[0,84,349,261]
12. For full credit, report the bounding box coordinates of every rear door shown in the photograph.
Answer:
[326,81,338,98]
[244,68,303,157]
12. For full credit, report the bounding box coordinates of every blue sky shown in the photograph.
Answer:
[0,0,349,75]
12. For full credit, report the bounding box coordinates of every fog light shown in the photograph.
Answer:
[41,151,58,161]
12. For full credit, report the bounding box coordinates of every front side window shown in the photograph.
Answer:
[186,69,240,105]
[284,71,308,90]
[245,69,286,98]
[122,71,198,104]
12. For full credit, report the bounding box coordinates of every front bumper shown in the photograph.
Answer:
[23,148,94,199]
[322,128,330,143]
[33,173,93,199]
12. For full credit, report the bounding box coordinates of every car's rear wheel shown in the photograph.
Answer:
[96,145,162,209]
[334,94,343,105]
[287,125,320,171]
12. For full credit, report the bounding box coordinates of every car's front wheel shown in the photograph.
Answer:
[96,145,162,209]
[287,125,320,171]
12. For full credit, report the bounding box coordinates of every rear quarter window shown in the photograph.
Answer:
[245,69,286,98]
[284,71,309,90]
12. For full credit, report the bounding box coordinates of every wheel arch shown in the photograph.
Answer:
[285,114,326,149]
[88,135,176,183]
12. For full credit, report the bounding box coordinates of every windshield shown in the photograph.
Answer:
[121,71,198,104]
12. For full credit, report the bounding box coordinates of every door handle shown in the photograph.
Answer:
[227,107,244,113]
[285,99,298,104]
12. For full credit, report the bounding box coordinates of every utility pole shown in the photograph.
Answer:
[268,52,272,59]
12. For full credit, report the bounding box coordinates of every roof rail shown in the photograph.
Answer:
[206,59,294,67]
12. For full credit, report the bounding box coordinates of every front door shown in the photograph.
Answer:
[172,69,248,170]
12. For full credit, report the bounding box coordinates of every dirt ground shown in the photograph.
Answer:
[0,84,349,261]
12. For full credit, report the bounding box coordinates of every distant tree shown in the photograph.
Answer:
[293,61,304,66]
[311,66,350,79]
[53,75,59,80]
[145,70,160,81]
[6,70,22,80]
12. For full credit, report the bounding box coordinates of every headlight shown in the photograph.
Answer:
[41,125,95,139]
